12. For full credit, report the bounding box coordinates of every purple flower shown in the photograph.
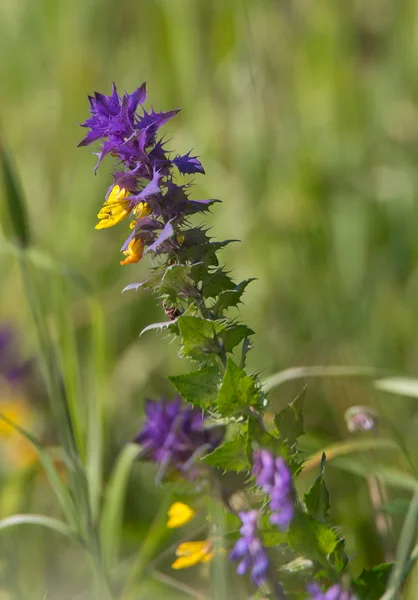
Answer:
[230,510,269,587]
[307,583,357,600]
[253,450,294,530]
[345,406,378,433]
[0,326,29,386]
[134,397,223,479]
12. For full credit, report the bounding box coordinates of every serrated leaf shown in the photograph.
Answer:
[212,279,255,313]
[288,510,339,571]
[247,416,294,465]
[169,366,221,410]
[274,387,305,446]
[122,265,166,293]
[0,143,31,248]
[177,315,222,360]
[160,264,197,303]
[353,563,393,600]
[219,323,254,353]
[201,268,236,298]
[304,453,330,524]
[217,358,260,417]
[202,435,250,472]
[329,538,348,573]
[140,319,179,337]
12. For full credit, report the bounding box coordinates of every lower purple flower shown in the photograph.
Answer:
[307,583,357,600]
[253,450,294,530]
[134,397,224,480]
[230,510,269,588]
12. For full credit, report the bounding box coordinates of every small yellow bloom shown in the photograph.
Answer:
[130,202,152,229]
[0,398,37,468]
[171,540,213,570]
[95,185,132,229]
[120,237,145,266]
[167,502,196,528]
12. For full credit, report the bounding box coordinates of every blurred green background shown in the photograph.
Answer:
[2,0,418,598]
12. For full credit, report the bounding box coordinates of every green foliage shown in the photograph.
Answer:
[217,358,260,417]
[169,366,221,409]
[0,143,31,248]
[202,433,250,472]
[177,315,222,360]
[353,564,393,600]
[211,278,256,313]
[247,415,294,465]
[274,388,305,447]
[287,510,340,574]
[304,454,330,524]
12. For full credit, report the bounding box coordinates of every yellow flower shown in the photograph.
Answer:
[95,185,132,229]
[120,237,145,266]
[130,202,152,229]
[0,398,37,468]
[171,540,213,570]
[167,502,196,529]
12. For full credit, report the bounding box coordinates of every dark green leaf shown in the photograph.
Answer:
[169,366,221,410]
[202,435,250,472]
[212,279,256,313]
[274,388,305,446]
[287,510,339,571]
[160,264,197,303]
[304,453,330,524]
[353,563,393,600]
[201,268,236,298]
[217,358,260,417]
[0,143,31,247]
[247,416,294,465]
[329,538,348,573]
[177,315,222,360]
[219,322,254,353]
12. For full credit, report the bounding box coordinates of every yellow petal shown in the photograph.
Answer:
[106,185,131,204]
[171,541,213,570]
[133,201,152,219]
[95,200,132,229]
[167,502,196,529]
[120,237,145,266]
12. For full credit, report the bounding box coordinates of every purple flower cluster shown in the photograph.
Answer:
[307,583,357,600]
[0,326,28,386]
[230,510,269,587]
[253,450,294,530]
[79,83,212,265]
[134,397,223,479]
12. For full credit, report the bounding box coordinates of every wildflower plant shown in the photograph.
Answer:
[78,82,365,598]
[1,80,415,600]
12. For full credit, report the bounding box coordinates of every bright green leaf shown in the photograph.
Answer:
[304,453,330,524]
[274,387,305,446]
[287,510,339,571]
[178,315,222,360]
[169,366,221,410]
[217,358,260,417]
[202,435,250,472]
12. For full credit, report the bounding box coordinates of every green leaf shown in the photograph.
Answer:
[304,453,330,524]
[217,358,260,417]
[219,322,254,353]
[329,538,348,573]
[201,268,236,298]
[169,366,221,410]
[247,416,294,465]
[202,435,250,472]
[0,413,79,531]
[100,443,139,569]
[374,377,418,399]
[0,514,78,541]
[274,387,305,446]
[177,315,222,360]
[140,320,179,337]
[353,563,393,600]
[263,365,379,393]
[212,279,255,313]
[287,510,339,571]
[0,143,31,247]
[159,264,197,303]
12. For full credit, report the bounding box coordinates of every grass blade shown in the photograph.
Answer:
[0,141,31,247]
[0,514,78,540]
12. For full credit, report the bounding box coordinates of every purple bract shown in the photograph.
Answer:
[134,397,223,479]
[253,449,294,530]
[307,583,357,600]
[230,510,269,588]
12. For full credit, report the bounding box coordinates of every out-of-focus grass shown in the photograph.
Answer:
[2,0,418,597]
